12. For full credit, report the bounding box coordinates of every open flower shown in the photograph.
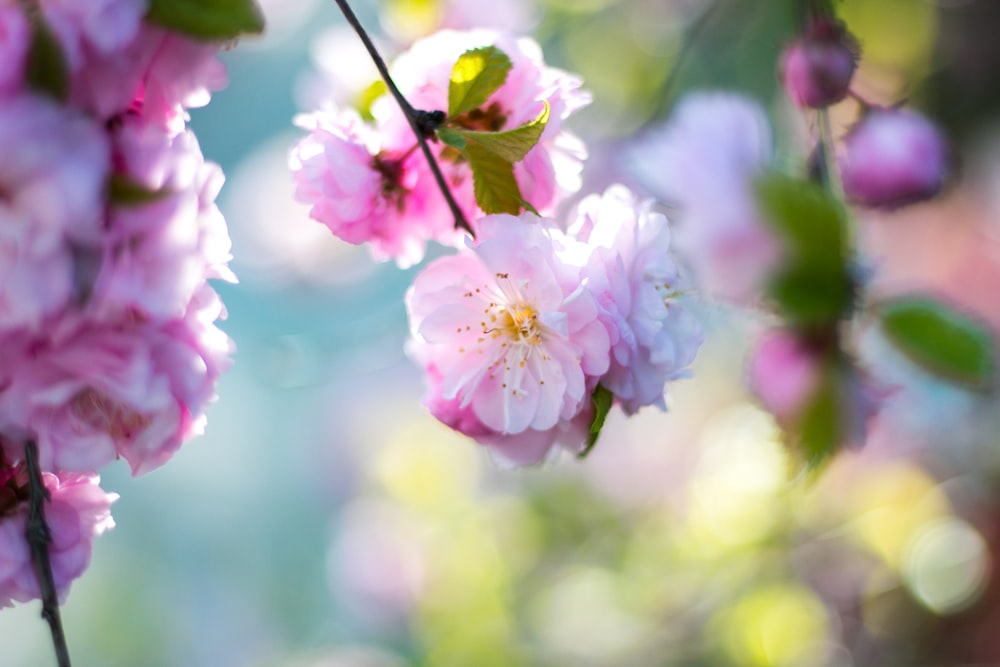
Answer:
[571,185,704,414]
[407,214,609,435]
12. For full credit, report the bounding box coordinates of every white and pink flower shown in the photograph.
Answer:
[570,186,703,414]
[407,214,609,436]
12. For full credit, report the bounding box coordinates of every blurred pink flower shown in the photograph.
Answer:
[0,464,116,607]
[407,214,609,435]
[0,287,232,475]
[90,118,235,323]
[0,6,29,96]
[840,108,947,210]
[748,328,821,422]
[0,94,109,332]
[570,185,704,414]
[630,92,778,302]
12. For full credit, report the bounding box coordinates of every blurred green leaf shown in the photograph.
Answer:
[466,143,523,215]
[756,174,848,269]
[579,385,613,458]
[450,102,549,163]
[107,174,171,207]
[756,175,856,325]
[26,14,69,101]
[794,365,842,468]
[448,46,512,117]
[879,297,995,390]
[768,265,855,327]
[146,0,265,40]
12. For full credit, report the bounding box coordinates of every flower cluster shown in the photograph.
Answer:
[293,29,703,464]
[291,29,590,267]
[407,186,702,465]
[0,0,239,605]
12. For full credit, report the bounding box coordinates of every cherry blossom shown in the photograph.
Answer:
[630,92,778,302]
[0,459,116,607]
[406,214,609,435]
[570,186,703,414]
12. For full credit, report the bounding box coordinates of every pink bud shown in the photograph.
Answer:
[780,19,858,109]
[748,329,821,422]
[840,109,947,209]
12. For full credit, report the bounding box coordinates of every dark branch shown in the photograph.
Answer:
[24,441,72,667]
[332,0,474,236]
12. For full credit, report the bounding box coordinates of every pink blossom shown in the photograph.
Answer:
[420,360,589,464]
[406,214,609,435]
[73,25,227,126]
[290,106,463,267]
[0,94,109,332]
[38,0,148,66]
[840,108,947,210]
[0,288,232,475]
[0,463,116,607]
[368,29,590,261]
[0,6,29,96]
[630,92,778,302]
[570,186,704,414]
[89,117,235,323]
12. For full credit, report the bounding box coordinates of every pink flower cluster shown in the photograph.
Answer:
[0,0,235,603]
[291,29,590,267]
[293,28,703,463]
[407,186,703,465]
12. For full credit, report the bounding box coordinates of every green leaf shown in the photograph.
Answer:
[756,174,856,325]
[448,46,512,118]
[107,175,172,207]
[356,80,387,122]
[879,297,995,390]
[450,101,549,163]
[756,174,848,271]
[768,264,855,327]
[793,365,842,469]
[436,127,467,150]
[25,15,69,101]
[465,143,523,215]
[146,0,265,41]
[579,385,613,459]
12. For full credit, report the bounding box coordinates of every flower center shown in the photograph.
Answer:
[71,388,151,443]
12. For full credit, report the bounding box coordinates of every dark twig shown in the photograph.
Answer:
[24,440,72,667]
[332,0,474,236]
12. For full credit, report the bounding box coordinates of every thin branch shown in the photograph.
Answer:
[657,0,722,111]
[24,440,72,667]
[332,0,474,236]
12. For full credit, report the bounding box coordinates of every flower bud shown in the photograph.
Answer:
[780,19,858,109]
[840,108,947,209]
[748,329,821,423]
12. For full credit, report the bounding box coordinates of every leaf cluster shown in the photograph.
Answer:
[436,47,550,215]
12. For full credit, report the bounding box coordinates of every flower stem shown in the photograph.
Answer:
[332,0,474,236]
[24,440,72,667]
[817,108,843,200]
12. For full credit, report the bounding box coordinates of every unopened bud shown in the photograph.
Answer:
[780,19,858,109]
[840,108,947,209]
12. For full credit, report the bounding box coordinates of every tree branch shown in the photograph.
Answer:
[332,0,474,236]
[24,440,72,667]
